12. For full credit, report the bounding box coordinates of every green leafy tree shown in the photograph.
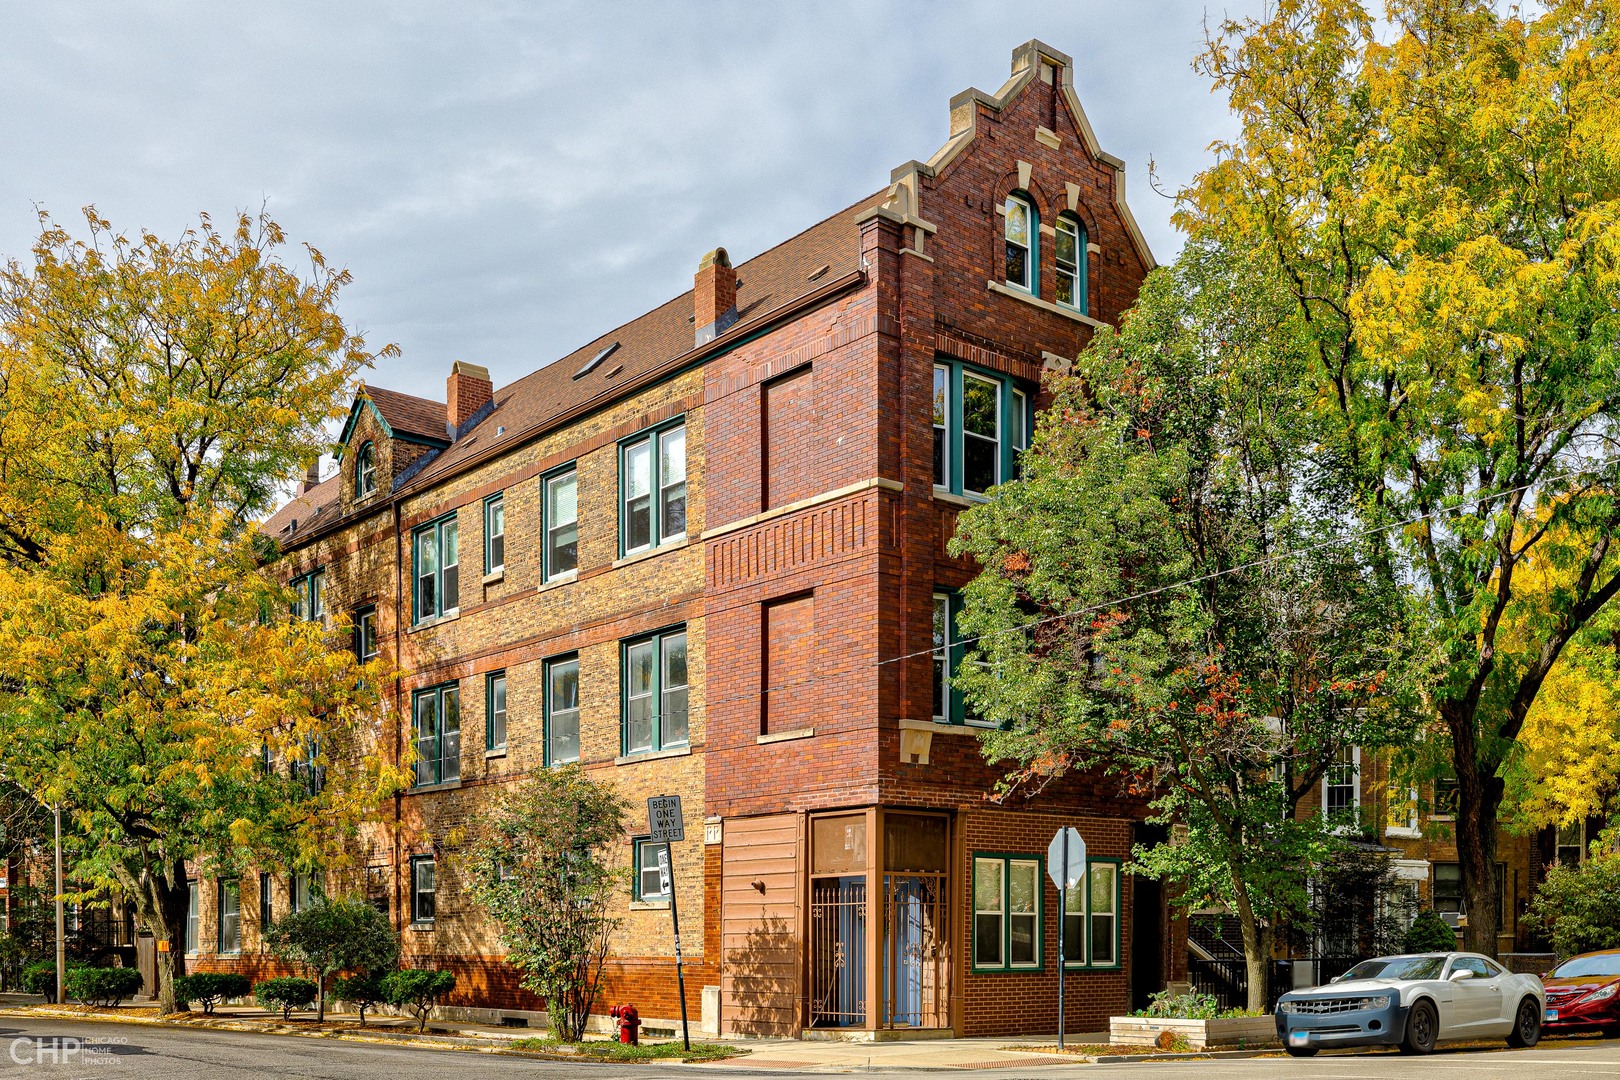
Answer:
[465,766,627,1040]
[381,969,456,1033]
[1183,0,1620,954]
[1528,847,1620,958]
[264,894,399,1022]
[173,972,252,1015]
[331,971,388,1027]
[254,976,317,1020]
[1404,910,1460,954]
[951,241,1411,1010]
[0,208,407,1011]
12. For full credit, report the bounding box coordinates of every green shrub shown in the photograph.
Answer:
[173,972,251,1015]
[1403,909,1459,953]
[263,894,399,1023]
[1528,850,1620,958]
[254,976,317,1020]
[1133,988,1224,1020]
[331,971,388,1027]
[21,960,85,1002]
[64,965,144,1007]
[381,968,455,1033]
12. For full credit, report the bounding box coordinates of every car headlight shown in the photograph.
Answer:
[1580,982,1619,1003]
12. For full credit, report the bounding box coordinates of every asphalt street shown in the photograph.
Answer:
[0,1019,1616,1079]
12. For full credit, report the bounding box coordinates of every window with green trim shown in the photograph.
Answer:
[355,442,377,498]
[410,856,436,924]
[621,420,686,555]
[290,569,325,623]
[1063,859,1121,968]
[933,591,992,727]
[486,671,507,754]
[544,466,578,579]
[546,654,580,765]
[633,838,669,901]
[354,606,378,663]
[932,360,1031,498]
[973,855,1041,971]
[1054,214,1087,312]
[217,880,241,955]
[185,879,198,954]
[1004,193,1036,293]
[623,627,688,754]
[484,493,505,573]
[413,514,459,623]
[413,682,461,786]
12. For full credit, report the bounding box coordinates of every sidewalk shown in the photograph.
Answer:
[0,996,1109,1070]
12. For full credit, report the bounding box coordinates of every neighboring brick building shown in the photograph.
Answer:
[193,41,1178,1037]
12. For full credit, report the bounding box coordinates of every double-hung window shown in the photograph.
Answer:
[484,494,505,574]
[633,839,670,901]
[185,879,198,954]
[623,628,688,754]
[486,671,507,754]
[932,360,1030,498]
[217,880,241,955]
[413,683,461,786]
[546,654,581,765]
[621,421,686,555]
[291,872,313,914]
[355,442,377,498]
[933,592,991,727]
[1004,194,1035,292]
[292,736,323,795]
[413,514,459,623]
[1062,860,1120,968]
[259,872,273,929]
[354,606,379,663]
[1324,745,1359,819]
[290,569,325,623]
[1054,215,1086,311]
[544,467,579,579]
[410,857,436,925]
[973,855,1040,970]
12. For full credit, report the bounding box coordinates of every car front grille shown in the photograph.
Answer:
[1279,997,1385,1015]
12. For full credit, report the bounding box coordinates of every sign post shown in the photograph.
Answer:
[648,795,690,1050]
[1046,827,1086,1051]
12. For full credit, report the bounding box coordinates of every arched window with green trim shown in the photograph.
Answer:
[355,442,377,497]
[1003,192,1037,294]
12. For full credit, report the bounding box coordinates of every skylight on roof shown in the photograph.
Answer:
[573,341,619,379]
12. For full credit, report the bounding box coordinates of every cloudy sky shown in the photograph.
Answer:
[0,1,1265,403]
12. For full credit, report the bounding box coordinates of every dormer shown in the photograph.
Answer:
[336,384,450,507]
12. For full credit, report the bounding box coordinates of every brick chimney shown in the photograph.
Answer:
[447,360,493,436]
[299,459,321,494]
[694,247,738,346]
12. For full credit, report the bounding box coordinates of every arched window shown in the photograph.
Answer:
[1055,214,1087,312]
[1003,193,1036,293]
[356,442,376,497]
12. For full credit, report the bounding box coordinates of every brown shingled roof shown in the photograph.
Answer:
[260,475,340,542]
[400,189,885,491]
[362,385,448,443]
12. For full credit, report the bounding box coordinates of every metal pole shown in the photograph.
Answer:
[1057,829,1067,1051]
[666,843,691,1050]
[54,805,64,1007]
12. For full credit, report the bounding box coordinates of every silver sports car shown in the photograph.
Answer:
[1274,952,1545,1056]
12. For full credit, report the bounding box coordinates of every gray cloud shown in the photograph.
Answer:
[0,0,1266,400]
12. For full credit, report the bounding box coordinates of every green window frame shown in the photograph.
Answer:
[932,359,1031,498]
[621,626,689,755]
[217,879,241,955]
[484,493,505,574]
[1054,214,1087,313]
[486,670,507,754]
[412,513,460,624]
[410,856,436,925]
[933,591,993,727]
[619,419,686,556]
[355,441,377,497]
[185,879,199,954]
[290,568,326,623]
[543,464,579,580]
[412,682,461,787]
[972,854,1043,972]
[633,838,670,901]
[1003,192,1038,295]
[1063,858,1122,969]
[545,653,581,766]
[354,605,379,663]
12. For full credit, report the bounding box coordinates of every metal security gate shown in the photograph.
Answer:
[883,874,949,1029]
[810,876,866,1027]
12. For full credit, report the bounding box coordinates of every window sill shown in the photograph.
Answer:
[537,570,578,594]
[757,727,814,745]
[613,538,689,570]
[614,745,692,766]
[409,922,435,932]
[408,609,460,633]
[485,749,507,760]
[409,780,463,793]
[629,900,671,911]
[1385,826,1422,839]
[899,719,979,737]
[933,488,990,509]
[987,279,1107,328]
[482,568,505,585]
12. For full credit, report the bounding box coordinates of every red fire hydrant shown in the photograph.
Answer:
[610,1003,640,1045]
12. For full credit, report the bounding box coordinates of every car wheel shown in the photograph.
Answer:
[1284,1047,1318,1058]
[1507,997,1541,1049]
[1401,999,1438,1055]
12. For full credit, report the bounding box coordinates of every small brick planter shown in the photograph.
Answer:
[1109,1015,1277,1050]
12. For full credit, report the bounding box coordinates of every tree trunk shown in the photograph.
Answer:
[1445,704,1504,956]
[121,856,192,1013]
[316,971,325,1023]
[1230,871,1269,1013]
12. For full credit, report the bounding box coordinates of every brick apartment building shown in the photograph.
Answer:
[188,41,1177,1037]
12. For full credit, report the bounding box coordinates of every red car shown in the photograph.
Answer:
[1543,949,1620,1035]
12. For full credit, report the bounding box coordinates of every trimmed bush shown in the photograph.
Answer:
[381,968,455,1033]
[173,972,251,1015]
[21,960,85,1003]
[331,971,387,1027]
[1403,909,1459,953]
[64,965,144,1007]
[254,976,317,1020]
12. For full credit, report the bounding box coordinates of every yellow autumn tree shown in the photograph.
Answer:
[0,208,407,1011]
